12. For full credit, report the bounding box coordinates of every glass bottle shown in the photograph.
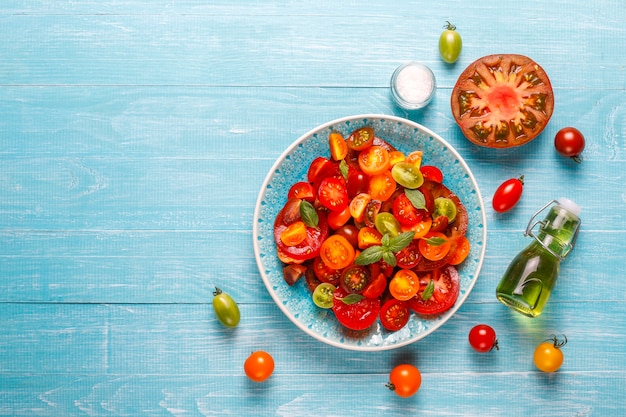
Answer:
[495,198,581,317]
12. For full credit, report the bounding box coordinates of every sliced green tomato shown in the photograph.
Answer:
[312,283,336,309]
[391,162,424,189]
[433,197,457,223]
[374,212,402,237]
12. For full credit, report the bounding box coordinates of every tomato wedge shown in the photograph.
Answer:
[332,286,381,331]
[409,265,460,315]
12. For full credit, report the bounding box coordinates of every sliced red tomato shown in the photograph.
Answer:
[358,145,391,176]
[347,127,375,151]
[409,265,460,315]
[318,177,349,212]
[393,192,423,226]
[312,256,341,286]
[327,205,351,230]
[380,299,411,331]
[332,286,381,331]
[451,54,554,148]
[395,240,422,269]
[362,272,387,299]
[307,157,333,183]
[274,199,329,262]
[420,165,444,183]
[287,181,315,202]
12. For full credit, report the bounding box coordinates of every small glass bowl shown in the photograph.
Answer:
[390,62,437,110]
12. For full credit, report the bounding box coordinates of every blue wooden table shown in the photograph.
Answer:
[2,1,625,415]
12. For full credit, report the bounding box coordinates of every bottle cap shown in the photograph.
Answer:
[557,197,581,217]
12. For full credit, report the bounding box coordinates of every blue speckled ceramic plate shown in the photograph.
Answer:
[253,115,486,351]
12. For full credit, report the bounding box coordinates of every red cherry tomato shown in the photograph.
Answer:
[380,299,411,331]
[332,286,380,330]
[492,176,524,213]
[554,127,585,162]
[468,324,499,353]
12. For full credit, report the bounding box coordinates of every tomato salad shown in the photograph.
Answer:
[274,127,471,332]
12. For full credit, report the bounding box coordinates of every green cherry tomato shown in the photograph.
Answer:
[374,212,403,238]
[391,161,424,189]
[439,21,462,64]
[433,197,457,223]
[212,287,240,327]
[312,283,336,309]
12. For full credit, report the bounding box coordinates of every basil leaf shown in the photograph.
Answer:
[382,251,397,267]
[338,293,365,305]
[387,231,415,252]
[299,200,319,228]
[421,280,435,301]
[381,233,391,248]
[354,246,385,265]
[339,159,349,180]
[423,236,448,246]
[405,189,427,210]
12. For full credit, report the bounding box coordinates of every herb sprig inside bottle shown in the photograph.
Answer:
[354,231,415,267]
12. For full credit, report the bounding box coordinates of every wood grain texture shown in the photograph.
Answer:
[1,0,625,415]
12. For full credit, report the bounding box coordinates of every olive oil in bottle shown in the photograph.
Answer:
[496,198,581,317]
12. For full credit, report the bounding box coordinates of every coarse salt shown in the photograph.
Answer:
[390,62,436,110]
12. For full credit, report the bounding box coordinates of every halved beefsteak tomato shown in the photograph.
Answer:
[451,54,554,148]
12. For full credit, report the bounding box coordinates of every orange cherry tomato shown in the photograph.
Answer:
[368,170,396,201]
[319,234,356,270]
[357,226,382,249]
[387,364,421,398]
[329,132,348,161]
[405,151,423,167]
[279,221,307,246]
[418,232,451,261]
[358,145,391,176]
[388,150,406,166]
[401,217,432,239]
[244,351,275,382]
[389,269,420,301]
[447,235,471,265]
[327,205,352,230]
[349,193,371,221]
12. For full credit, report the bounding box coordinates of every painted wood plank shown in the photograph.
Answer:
[0,227,621,304]
[1,302,624,375]
[0,8,624,89]
[1,372,623,417]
